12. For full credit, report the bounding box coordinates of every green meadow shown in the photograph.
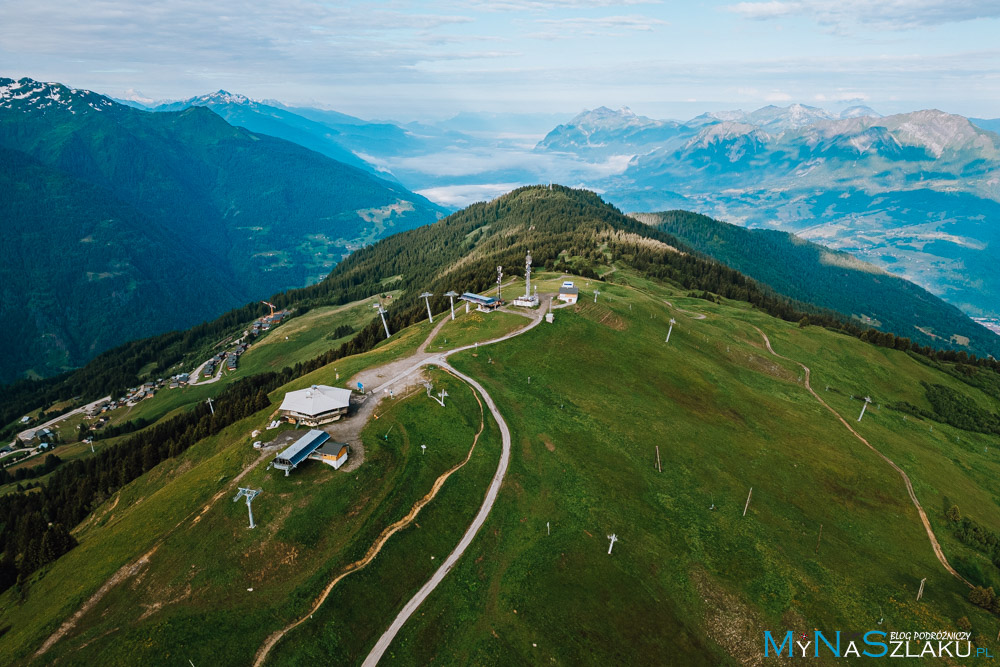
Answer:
[2,269,998,665]
[386,272,1000,664]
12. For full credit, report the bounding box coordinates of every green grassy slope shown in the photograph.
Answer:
[3,186,1000,664]
[639,209,999,358]
[386,273,1000,664]
[0,320,499,665]
[4,269,999,664]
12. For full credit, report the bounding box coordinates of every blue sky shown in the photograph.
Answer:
[2,0,1000,120]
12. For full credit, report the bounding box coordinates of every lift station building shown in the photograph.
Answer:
[460,292,502,312]
[278,384,353,426]
[273,429,350,475]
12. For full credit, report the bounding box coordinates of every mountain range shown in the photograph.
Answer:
[0,77,444,382]
[534,104,1000,321]
[103,91,1000,327]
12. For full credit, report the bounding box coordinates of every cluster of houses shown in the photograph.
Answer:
[203,342,249,378]
[252,309,289,334]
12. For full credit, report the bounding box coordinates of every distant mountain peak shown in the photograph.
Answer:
[0,77,115,114]
[840,105,881,119]
[121,88,155,106]
[192,90,255,106]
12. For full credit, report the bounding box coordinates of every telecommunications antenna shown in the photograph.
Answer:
[524,251,533,299]
[497,265,503,299]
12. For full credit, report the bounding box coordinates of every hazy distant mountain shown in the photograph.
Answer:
[149,91,387,173]
[435,111,572,136]
[534,104,1000,319]
[536,106,684,158]
[0,77,444,381]
[840,105,882,119]
[971,117,1000,135]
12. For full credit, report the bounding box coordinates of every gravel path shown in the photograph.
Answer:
[753,325,971,588]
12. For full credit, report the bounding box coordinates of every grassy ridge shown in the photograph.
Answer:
[385,272,1000,664]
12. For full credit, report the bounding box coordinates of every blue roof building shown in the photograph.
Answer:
[460,292,502,311]
[273,429,330,475]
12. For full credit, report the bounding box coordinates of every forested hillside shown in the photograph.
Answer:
[638,210,1000,358]
[7,185,1000,444]
[0,77,444,381]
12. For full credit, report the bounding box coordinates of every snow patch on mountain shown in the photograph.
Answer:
[840,105,881,119]
[0,77,114,113]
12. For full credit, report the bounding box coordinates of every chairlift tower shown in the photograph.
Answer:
[666,318,676,343]
[373,301,391,339]
[858,396,872,422]
[206,397,215,415]
[233,487,262,529]
[445,291,459,320]
[607,533,619,555]
[420,292,434,324]
[594,289,600,303]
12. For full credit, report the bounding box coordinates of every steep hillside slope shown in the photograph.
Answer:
[0,147,244,380]
[637,210,999,358]
[0,77,444,381]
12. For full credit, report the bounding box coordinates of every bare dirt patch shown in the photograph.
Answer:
[574,302,627,331]
[691,568,793,666]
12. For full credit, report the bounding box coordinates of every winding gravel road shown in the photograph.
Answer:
[254,299,550,666]
[753,325,971,588]
[359,304,547,665]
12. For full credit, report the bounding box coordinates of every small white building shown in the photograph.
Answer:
[278,384,353,426]
[557,282,579,304]
[309,441,350,470]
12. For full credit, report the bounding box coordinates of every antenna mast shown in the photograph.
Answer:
[497,265,503,300]
[524,251,532,299]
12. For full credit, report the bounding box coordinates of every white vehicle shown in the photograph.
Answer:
[561,281,574,288]
[253,441,263,449]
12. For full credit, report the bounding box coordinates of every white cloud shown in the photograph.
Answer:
[764,91,792,102]
[468,0,660,11]
[726,0,1000,30]
[536,14,668,32]
[727,1,797,20]
[416,183,523,207]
